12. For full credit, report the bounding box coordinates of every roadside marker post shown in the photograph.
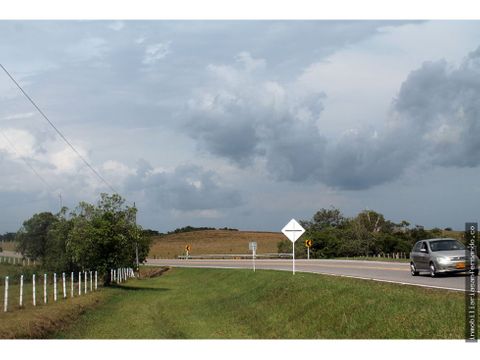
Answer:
[4,276,8,312]
[78,272,81,296]
[281,219,306,275]
[43,274,47,304]
[62,272,66,299]
[249,242,257,272]
[84,272,87,294]
[71,272,74,298]
[90,271,93,292]
[54,273,57,302]
[95,271,98,290]
[32,274,36,306]
[19,275,24,307]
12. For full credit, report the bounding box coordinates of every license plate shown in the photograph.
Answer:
[456,262,465,269]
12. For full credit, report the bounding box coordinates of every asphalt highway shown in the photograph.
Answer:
[146,258,479,293]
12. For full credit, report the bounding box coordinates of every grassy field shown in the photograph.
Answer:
[0,241,17,252]
[54,267,468,339]
[148,229,466,259]
[149,230,283,258]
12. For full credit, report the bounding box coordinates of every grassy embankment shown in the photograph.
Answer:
[0,263,108,339]
[55,267,468,339]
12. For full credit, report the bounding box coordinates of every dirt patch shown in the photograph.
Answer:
[139,266,170,279]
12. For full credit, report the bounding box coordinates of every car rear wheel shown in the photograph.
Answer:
[429,262,437,278]
[410,262,419,276]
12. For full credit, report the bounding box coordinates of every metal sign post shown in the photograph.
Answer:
[305,239,312,260]
[249,242,257,272]
[281,219,305,275]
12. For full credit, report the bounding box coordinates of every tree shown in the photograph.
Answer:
[16,212,58,261]
[43,207,74,272]
[67,194,151,285]
[302,207,346,231]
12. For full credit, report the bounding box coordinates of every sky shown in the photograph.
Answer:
[1,20,480,233]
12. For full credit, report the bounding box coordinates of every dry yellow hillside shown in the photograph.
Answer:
[149,230,284,259]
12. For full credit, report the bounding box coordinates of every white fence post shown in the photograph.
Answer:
[110,269,113,283]
[62,272,66,299]
[84,272,87,294]
[95,271,98,290]
[20,275,24,307]
[3,276,9,312]
[113,269,116,283]
[71,272,74,298]
[32,274,36,306]
[90,271,93,292]
[53,273,57,302]
[78,272,81,296]
[43,273,47,304]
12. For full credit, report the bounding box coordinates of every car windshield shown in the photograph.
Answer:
[429,239,465,252]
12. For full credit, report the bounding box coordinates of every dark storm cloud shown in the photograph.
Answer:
[184,45,480,190]
[125,162,243,211]
[394,47,480,167]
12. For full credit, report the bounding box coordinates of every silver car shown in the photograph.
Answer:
[410,238,479,277]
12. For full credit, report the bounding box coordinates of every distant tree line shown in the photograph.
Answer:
[14,194,151,284]
[167,226,239,234]
[0,232,16,242]
[278,207,457,258]
[144,226,239,237]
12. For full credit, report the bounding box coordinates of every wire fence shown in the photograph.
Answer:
[1,266,135,313]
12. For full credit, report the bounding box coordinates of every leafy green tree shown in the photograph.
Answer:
[302,207,346,231]
[43,207,74,272]
[16,212,58,261]
[67,194,151,284]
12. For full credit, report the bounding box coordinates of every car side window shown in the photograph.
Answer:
[421,242,428,253]
[413,242,421,252]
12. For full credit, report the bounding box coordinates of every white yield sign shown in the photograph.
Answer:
[281,219,305,275]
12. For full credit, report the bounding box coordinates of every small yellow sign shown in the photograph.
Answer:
[305,239,313,248]
[185,244,191,252]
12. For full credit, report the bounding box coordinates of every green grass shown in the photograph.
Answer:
[0,263,108,339]
[54,267,469,339]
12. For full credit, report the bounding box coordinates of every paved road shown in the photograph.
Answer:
[147,258,479,293]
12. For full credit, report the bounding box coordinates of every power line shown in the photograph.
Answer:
[0,63,117,194]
